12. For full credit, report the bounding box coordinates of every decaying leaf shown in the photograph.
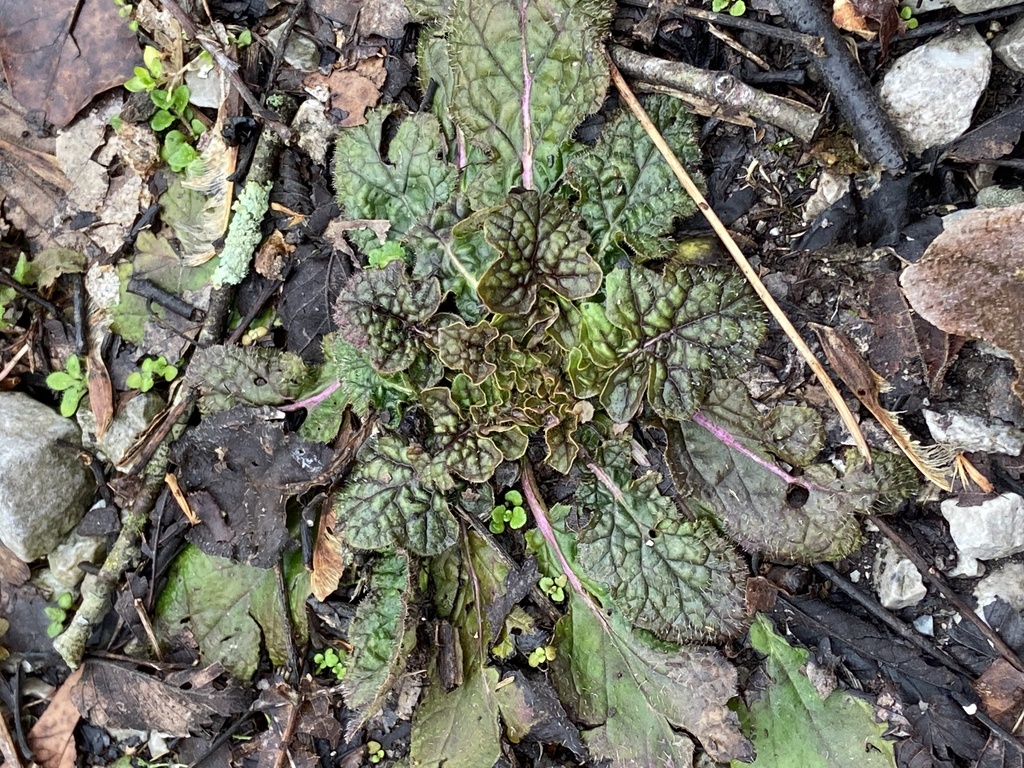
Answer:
[154,545,308,679]
[26,666,83,768]
[901,203,1024,405]
[736,615,897,768]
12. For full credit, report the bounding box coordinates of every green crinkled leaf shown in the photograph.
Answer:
[422,386,523,485]
[448,0,612,197]
[765,403,825,466]
[426,318,498,384]
[593,265,766,422]
[734,615,896,768]
[409,205,495,320]
[567,95,703,269]
[299,333,407,443]
[336,434,458,556]
[566,301,633,399]
[342,551,414,738]
[334,260,443,375]
[154,545,302,679]
[477,191,600,315]
[334,106,455,246]
[187,344,310,415]
[577,443,747,642]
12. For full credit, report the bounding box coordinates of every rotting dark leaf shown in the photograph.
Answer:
[333,260,443,375]
[335,434,458,556]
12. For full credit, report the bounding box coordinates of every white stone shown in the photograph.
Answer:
[0,393,96,562]
[914,614,934,636]
[78,392,164,465]
[874,541,927,609]
[879,29,992,154]
[941,493,1024,574]
[924,409,1024,456]
[46,530,107,592]
[994,17,1024,73]
[954,0,1022,13]
[974,562,1024,612]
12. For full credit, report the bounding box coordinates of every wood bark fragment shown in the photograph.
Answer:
[774,0,905,170]
[609,45,822,143]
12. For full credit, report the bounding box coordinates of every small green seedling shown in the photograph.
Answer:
[711,0,746,14]
[539,574,567,602]
[489,489,527,534]
[528,645,557,668]
[367,241,407,268]
[367,740,385,764]
[44,592,74,638]
[126,356,179,393]
[46,355,88,417]
[313,647,348,680]
[123,46,206,172]
[899,5,919,28]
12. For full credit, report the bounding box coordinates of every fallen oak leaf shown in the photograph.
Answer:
[26,666,83,768]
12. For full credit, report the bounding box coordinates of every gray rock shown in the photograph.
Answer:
[954,0,1021,14]
[994,18,1024,72]
[924,409,1024,455]
[0,393,96,562]
[974,562,1024,612]
[977,185,1024,208]
[878,29,991,153]
[78,392,164,465]
[44,528,107,593]
[941,493,1024,575]
[913,614,934,636]
[874,541,927,609]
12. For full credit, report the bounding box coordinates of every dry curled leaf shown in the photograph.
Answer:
[901,204,1024,406]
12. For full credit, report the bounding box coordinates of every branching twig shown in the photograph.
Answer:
[609,46,821,143]
[605,55,872,464]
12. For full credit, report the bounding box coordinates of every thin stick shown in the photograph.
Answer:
[0,343,30,383]
[605,54,871,463]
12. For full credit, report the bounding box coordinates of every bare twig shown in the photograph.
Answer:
[664,4,826,56]
[605,55,872,463]
[609,46,821,143]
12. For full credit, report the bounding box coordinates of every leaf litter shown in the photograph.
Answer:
[3,0,1023,762]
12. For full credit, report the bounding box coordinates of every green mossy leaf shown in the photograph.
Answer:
[333,260,443,375]
[567,95,703,268]
[342,551,414,738]
[187,345,310,415]
[477,190,601,315]
[448,0,612,197]
[333,106,455,246]
[733,615,896,768]
[593,265,766,422]
[576,439,748,642]
[335,434,458,556]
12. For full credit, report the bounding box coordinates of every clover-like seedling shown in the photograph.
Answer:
[367,740,386,764]
[313,647,348,680]
[899,5,919,28]
[528,645,557,668]
[489,489,528,534]
[539,574,567,603]
[46,355,88,417]
[711,0,746,14]
[126,356,179,393]
[44,592,74,638]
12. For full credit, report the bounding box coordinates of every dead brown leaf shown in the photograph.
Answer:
[26,666,83,768]
[974,658,1024,732]
[0,0,139,128]
[831,0,900,57]
[86,346,113,438]
[303,56,386,128]
[901,204,1024,406]
[311,495,348,601]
